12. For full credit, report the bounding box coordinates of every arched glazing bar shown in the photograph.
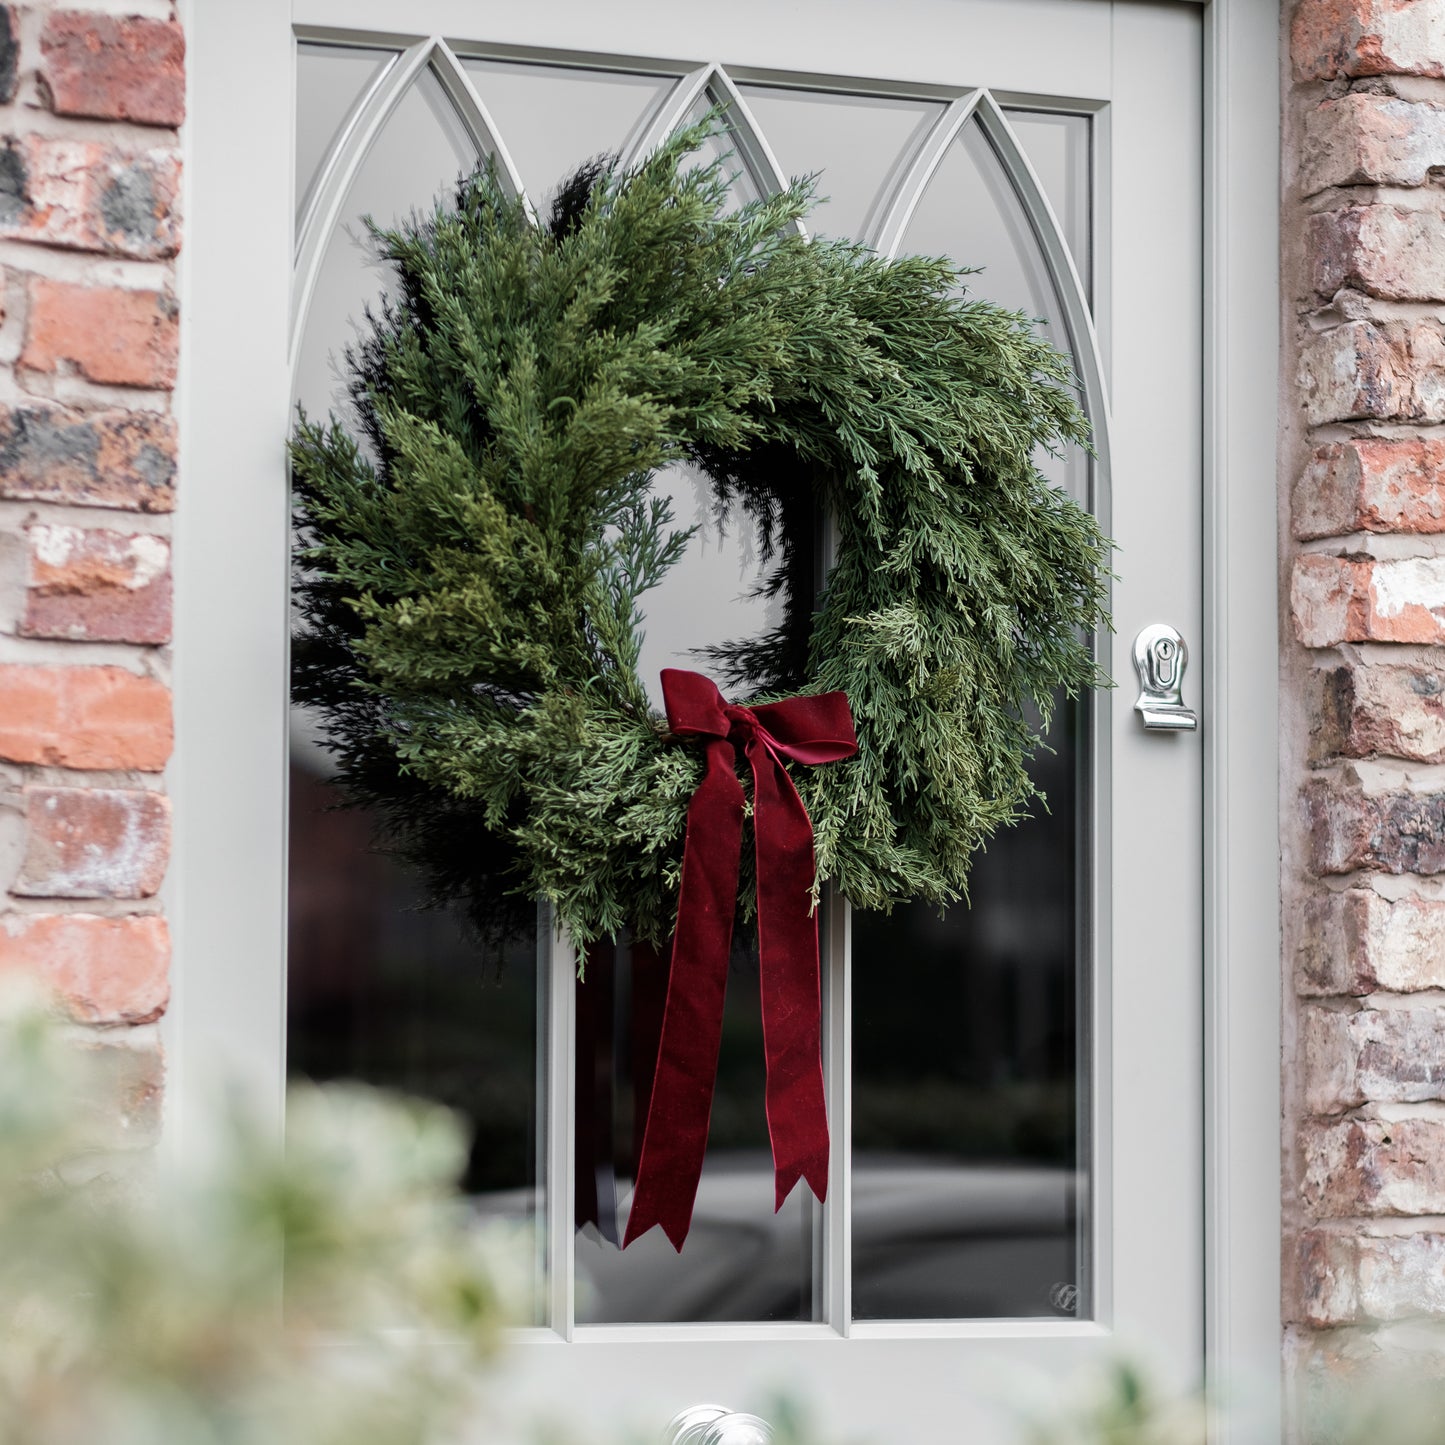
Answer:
[876,89,1109,510]
[290,35,528,369]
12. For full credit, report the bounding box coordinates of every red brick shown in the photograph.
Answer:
[1308,205,1445,303]
[1292,554,1445,646]
[22,522,171,644]
[0,134,179,261]
[1295,438,1445,540]
[22,280,178,390]
[1310,661,1445,764]
[14,786,170,899]
[1300,94,1445,195]
[1301,1114,1445,1217]
[1303,1000,1445,1111]
[1293,1227,1445,1326]
[1305,774,1445,876]
[1298,321,1445,426]
[40,13,184,129]
[0,405,175,512]
[1294,0,1445,81]
[0,912,168,1024]
[0,664,171,771]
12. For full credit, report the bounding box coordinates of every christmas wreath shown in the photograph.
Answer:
[291,122,1107,948]
[291,123,1108,1245]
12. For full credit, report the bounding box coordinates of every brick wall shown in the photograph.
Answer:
[1287,0,1445,1412]
[0,3,181,1149]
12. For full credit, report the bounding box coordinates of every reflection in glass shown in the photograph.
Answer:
[460,58,674,206]
[574,935,818,1323]
[287,733,546,1323]
[901,116,1087,502]
[289,61,543,1322]
[1003,109,1091,299]
[735,85,941,243]
[294,43,392,225]
[852,696,1085,1321]
[294,67,483,424]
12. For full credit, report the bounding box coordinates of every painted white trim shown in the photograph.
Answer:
[1200,1,1282,1441]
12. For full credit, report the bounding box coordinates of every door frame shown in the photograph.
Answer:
[169,1,1280,1437]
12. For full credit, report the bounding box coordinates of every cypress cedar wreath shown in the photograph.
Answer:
[290,122,1109,1244]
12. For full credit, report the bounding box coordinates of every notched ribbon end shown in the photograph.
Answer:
[621,1205,692,1254]
[774,1147,829,1213]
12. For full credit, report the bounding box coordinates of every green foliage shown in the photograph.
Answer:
[291,122,1109,950]
[0,982,522,1444]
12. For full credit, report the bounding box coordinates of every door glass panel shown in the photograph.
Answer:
[734,84,942,242]
[288,59,546,1324]
[574,471,820,1323]
[460,57,674,204]
[900,113,1086,505]
[294,43,392,225]
[575,937,819,1323]
[1002,108,1091,297]
[294,66,483,423]
[854,104,1093,1321]
[682,92,764,210]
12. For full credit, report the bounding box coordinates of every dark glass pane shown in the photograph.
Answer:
[287,743,546,1320]
[851,695,1086,1320]
[574,934,818,1323]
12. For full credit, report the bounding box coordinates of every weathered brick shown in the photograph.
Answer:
[22,523,171,644]
[0,912,168,1025]
[1302,1000,1445,1111]
[1300,889,1445,993]
[40,13,185,129]
[0,664,171,771]
[1294,1228,1445,1326]
[22,280,178,389]
[1292,554,1445,646]
[1300,94,1445,195]
[1301,1114,1445,1216]
[14,786,169,899]
[0,134,180,261]
[1306,774,1445,875]
[0,405,175,512]
[1311,661,1445,763]
[1294,0,1445,81]
[1295,438,1445,540]
[1309,205,1445,303]
[1298,321,1445,426]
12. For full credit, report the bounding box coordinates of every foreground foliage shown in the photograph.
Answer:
[0,989,520,1445]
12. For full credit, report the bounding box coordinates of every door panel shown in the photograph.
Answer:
[285,2,1203,1438]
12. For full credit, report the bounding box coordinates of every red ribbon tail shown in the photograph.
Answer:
[623,738,743,1252]
[774,1147,830,1213]
[751,741,831,1217]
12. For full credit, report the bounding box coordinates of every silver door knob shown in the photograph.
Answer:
[1132,623,1197,731]
[666,1405,773,1445]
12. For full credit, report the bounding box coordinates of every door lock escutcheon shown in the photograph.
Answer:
[1132,623,1197,732]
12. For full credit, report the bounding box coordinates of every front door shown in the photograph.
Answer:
[284,2,1204,1439]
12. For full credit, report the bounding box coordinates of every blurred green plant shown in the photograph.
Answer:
[0,982,526,1444]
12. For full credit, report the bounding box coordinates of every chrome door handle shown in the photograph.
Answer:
[667,1405,773,1445]
[1132,623,1197,731]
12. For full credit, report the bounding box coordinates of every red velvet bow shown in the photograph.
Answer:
[623,668,858,1251]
